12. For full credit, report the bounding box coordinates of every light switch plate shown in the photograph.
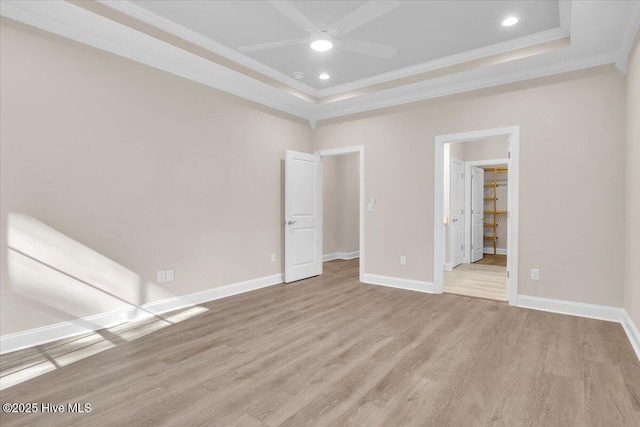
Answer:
[166,269,174,282]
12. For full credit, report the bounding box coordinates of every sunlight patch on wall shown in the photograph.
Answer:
[6,213,173,318]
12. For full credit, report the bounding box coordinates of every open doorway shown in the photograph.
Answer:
[315,146,365,282]
[322,153,360,264]
[444,138,509,301]
[434,127,520,305]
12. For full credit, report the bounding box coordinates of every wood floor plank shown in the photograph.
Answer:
[444,263,507,301]
[1,259,638,426]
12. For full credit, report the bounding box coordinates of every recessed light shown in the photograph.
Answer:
[319,73,330,80]
[502,16,519,27]
[310,38,333,52]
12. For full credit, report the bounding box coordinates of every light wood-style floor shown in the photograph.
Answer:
[475,254,507,267]
[444,263,507,301]
[1,259,639,426]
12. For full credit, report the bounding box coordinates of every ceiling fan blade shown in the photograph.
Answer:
[328,0,399,37]
[268,1,319,34]
[238,38,307,53]
[339,38,398,58]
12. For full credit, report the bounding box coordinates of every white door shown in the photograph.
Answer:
[471,166,484,263]
[285,150,323,283]
[451,158,464,267]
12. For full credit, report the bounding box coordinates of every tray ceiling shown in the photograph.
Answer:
[1,1,639,123]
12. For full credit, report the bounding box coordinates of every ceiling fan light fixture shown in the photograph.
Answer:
[319,73,331,80]
[310,38,333,52]
[502,16,519,27]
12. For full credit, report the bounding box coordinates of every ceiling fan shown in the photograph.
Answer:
[238,0,400,59]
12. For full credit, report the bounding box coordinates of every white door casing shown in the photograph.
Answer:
[450,157,464,267]
[285,150,323,283]
[434,126,519,304]
[471,166,484,263]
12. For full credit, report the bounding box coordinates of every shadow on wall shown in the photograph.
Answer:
[2,213,209,390]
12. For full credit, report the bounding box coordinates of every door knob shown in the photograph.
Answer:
[287,220,297,225]
[452,218,459,222]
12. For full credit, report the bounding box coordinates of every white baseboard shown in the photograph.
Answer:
[443,263,453,271]
[517,295,623,322]
[0,273,284,355]
[323,251,360,262]
[362,273,438,294]
[621,310,640,361]
[516,296,640,361]
[483,248,507,255]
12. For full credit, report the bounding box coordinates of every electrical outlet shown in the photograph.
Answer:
[271,253,276,263]
[531,268,540,281]
[166,269,174,282]
[400,256,407,266]
[157,270,166,283]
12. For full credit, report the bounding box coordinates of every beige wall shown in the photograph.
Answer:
[314,66,626,307]
[323,154,360,255]
[449,137,509,161]
[0,18,635,338]
[625,40,640,328]
[323,156,341,255]
[0,23,312,334]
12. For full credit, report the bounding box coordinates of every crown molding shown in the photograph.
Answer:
[614,0,640,73]
[97,0,572,100]
[0,1,628,125]
[316,0,571,98]
[0,0,315,119]
[316,27,568,99]
[311,51,619,121]
[96,0,319,97]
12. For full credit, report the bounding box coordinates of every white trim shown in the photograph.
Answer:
[323,251,360,262]
[0,273,283,355]
[315,146,365,282]
[434,127,519,305]
[97,0,318,97]
[317,0,571,98]
[483,248,507,255]
[100,0,572,100]
[0,1,629,123]
[517,295,623,323]
[621,310,640,362]
[517,296,640,362]
[362,274,437,294]
[444,263,453,272]
[317,28,569,98]
[312,52,619,121]
[448,156,464,268]
[0,0,314,120]
[615,0,640,72]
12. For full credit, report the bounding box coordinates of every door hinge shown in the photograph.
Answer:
[507,271,510,278]
[471,243,473,249]
[508,151,511,159]
[461,209,464,214]
[461,245,463,251]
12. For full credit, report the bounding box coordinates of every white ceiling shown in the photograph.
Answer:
[129,0,561,89]
[1,1,639,123]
